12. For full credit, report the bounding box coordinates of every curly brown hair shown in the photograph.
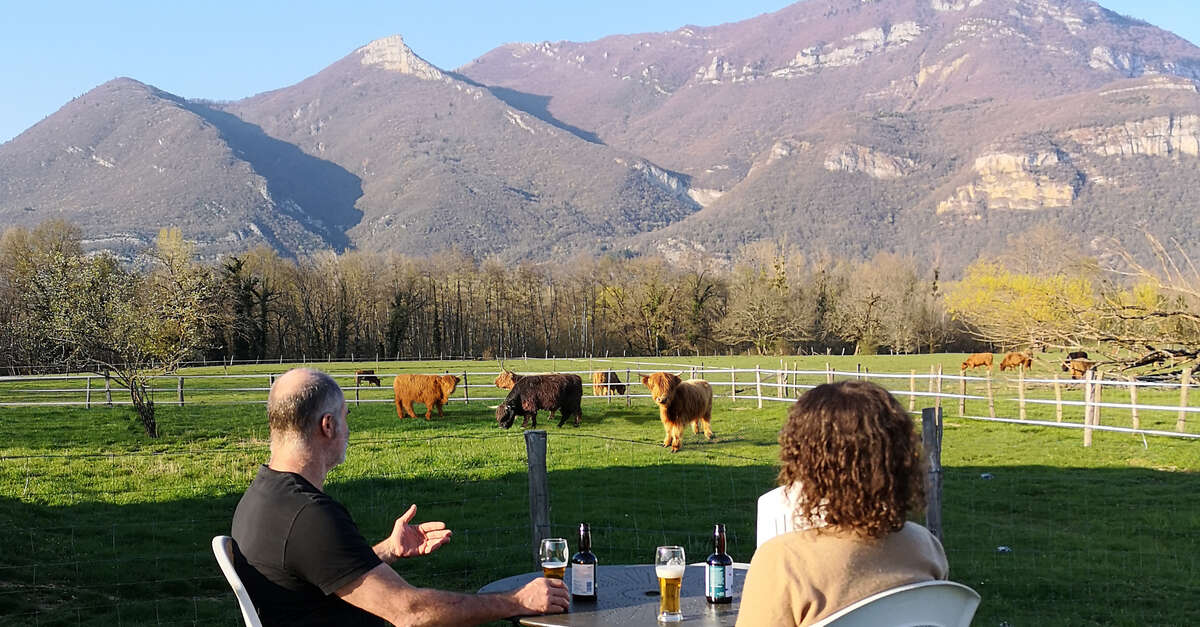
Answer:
[778,380,925,539]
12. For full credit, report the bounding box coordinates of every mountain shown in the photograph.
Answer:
[1,0,1198,267]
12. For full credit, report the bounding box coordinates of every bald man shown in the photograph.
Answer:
[232,368,568,626]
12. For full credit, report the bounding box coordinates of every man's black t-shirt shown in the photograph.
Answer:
[232,465,387,626]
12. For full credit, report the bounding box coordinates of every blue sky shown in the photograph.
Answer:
[1,0,1197,143]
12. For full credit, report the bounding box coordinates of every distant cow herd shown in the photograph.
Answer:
[960,350,1096,379]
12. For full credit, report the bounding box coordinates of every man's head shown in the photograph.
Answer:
[268,368,348,466]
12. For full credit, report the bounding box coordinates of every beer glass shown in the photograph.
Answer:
[540,538,568,579]
[655,545,686,622]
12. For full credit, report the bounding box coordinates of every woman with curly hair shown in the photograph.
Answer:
[736,381,949,626]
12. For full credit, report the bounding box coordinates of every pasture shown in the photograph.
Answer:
[0,353,1197,626]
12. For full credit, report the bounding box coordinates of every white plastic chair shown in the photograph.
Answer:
[756,485,799,546]
[811,580,981,627]
[211,535,264,627]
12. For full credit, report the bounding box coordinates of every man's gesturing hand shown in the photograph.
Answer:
[380,504,452,562]
[512,577,570,615]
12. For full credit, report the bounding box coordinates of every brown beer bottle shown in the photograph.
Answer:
[571,523,598,601]
[705,524,733,604]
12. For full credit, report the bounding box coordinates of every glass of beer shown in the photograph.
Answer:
[540,538,568,579]
[655,545,686,622]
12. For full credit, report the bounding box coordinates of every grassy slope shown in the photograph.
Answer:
[0,354,1196,625]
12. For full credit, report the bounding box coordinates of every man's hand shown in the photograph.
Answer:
[511,577,570,615]
[377,504,452,562]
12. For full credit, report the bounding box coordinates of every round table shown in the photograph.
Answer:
[478,563,749,626]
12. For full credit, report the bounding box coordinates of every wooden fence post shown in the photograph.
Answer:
[934,365,943,411]
[958,372,966,417]
[177,377,184,406]
[826,363,833,384]
[927,365,936,401]
[909,370,917,412]
[731,368,737,402]
[104,373,112,407]
[755,365,763,409]
[1054,375,1063,422]
[986,374,996,419]
[1018,367,1026,420]
[626,369,631,407]
[1128,376,1139,431]
[1178,368,1192,433]
[1083,370,1095,447]
[85,376,92,409]
[463,371,470,404]
[777,360,784,399]
[921,407,944,543]
[524,430,551,568]
[354,378,360,406]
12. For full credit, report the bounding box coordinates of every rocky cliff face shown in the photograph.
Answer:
[1064,114,1200,158]
[937,151,1079,214]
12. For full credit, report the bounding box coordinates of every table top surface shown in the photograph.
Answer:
[478,563,749,627]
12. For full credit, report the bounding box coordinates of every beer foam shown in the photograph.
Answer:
[542,560,567,568]
[656,565,686,579]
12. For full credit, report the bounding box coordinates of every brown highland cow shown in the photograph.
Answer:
[640,372,714,453]
[392,374,460,420]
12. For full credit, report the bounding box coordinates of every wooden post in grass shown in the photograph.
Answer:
[104,373,112,407]
[1018,367,1026,420]
[1178,368,1192,433]
[958,373,966,417]
[177,377,184,406]
[625,369,631,407]
[909,370,916,412]
[462,372,469,404]
[826,363,833,384]
[731,368,737,402]
[755,365,763,409]
[1054,375,1063,422]
[777,360,784,399]
[934,365,943,411]
[1083,370,1095,447]
[524,430,551,568]
[921,407,944,543]
[1128,376,1139,431]
[985,374,995,418]
[1095,375,1103,426]
[354,377,360,406]
[86,376,92,409]
[927,365,936,401]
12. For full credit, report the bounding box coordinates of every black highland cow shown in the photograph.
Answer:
[495,373,584,429]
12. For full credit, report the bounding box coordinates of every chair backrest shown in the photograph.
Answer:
[811,580,981,627]
[211,535,264,627]
[756,485,798,546]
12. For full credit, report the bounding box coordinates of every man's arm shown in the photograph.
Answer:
[337,563,569,627]
[373,505,452,564]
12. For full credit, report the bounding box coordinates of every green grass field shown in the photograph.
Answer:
[1,354,1197,625]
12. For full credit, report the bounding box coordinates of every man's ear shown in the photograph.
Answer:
[319,413,336,438]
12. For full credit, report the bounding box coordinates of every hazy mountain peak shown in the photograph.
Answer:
[355,34,444,80]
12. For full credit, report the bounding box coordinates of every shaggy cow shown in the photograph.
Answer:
[355,369,382,387]
[494,369,524,390]
[495,374,584,429]
[392,374,460,420]
[961,353,993,371]
[639,372,714,453]
[591,370,627,396]
[999,352,1033,372]
[1064,359,1096,380]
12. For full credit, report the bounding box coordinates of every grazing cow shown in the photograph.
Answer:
[999,352,1033,372]
[392,374,460,420]
[355,369,382,387]
[1064,359,1096,380]
[494,369,524,390]
[495,374,584,429]
[639,372,714,453]
[961,353,993,371]
[591,370,627,396]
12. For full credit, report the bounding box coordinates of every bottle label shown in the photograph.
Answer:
[571,563,595,595]
[706,564,728,599]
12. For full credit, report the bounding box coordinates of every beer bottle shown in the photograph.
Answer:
[570,522,598,601]
[705,523,733,604]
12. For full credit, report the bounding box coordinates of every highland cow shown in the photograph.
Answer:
[495,373,584,429]
[355,369,382,387]
[639,372,714,453]
[392,374,460,420]
[961,353,993,371]
[999,352,1033,372]
[591,370,627,396]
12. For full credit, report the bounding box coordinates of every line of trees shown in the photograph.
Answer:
[4,220,1195,437]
